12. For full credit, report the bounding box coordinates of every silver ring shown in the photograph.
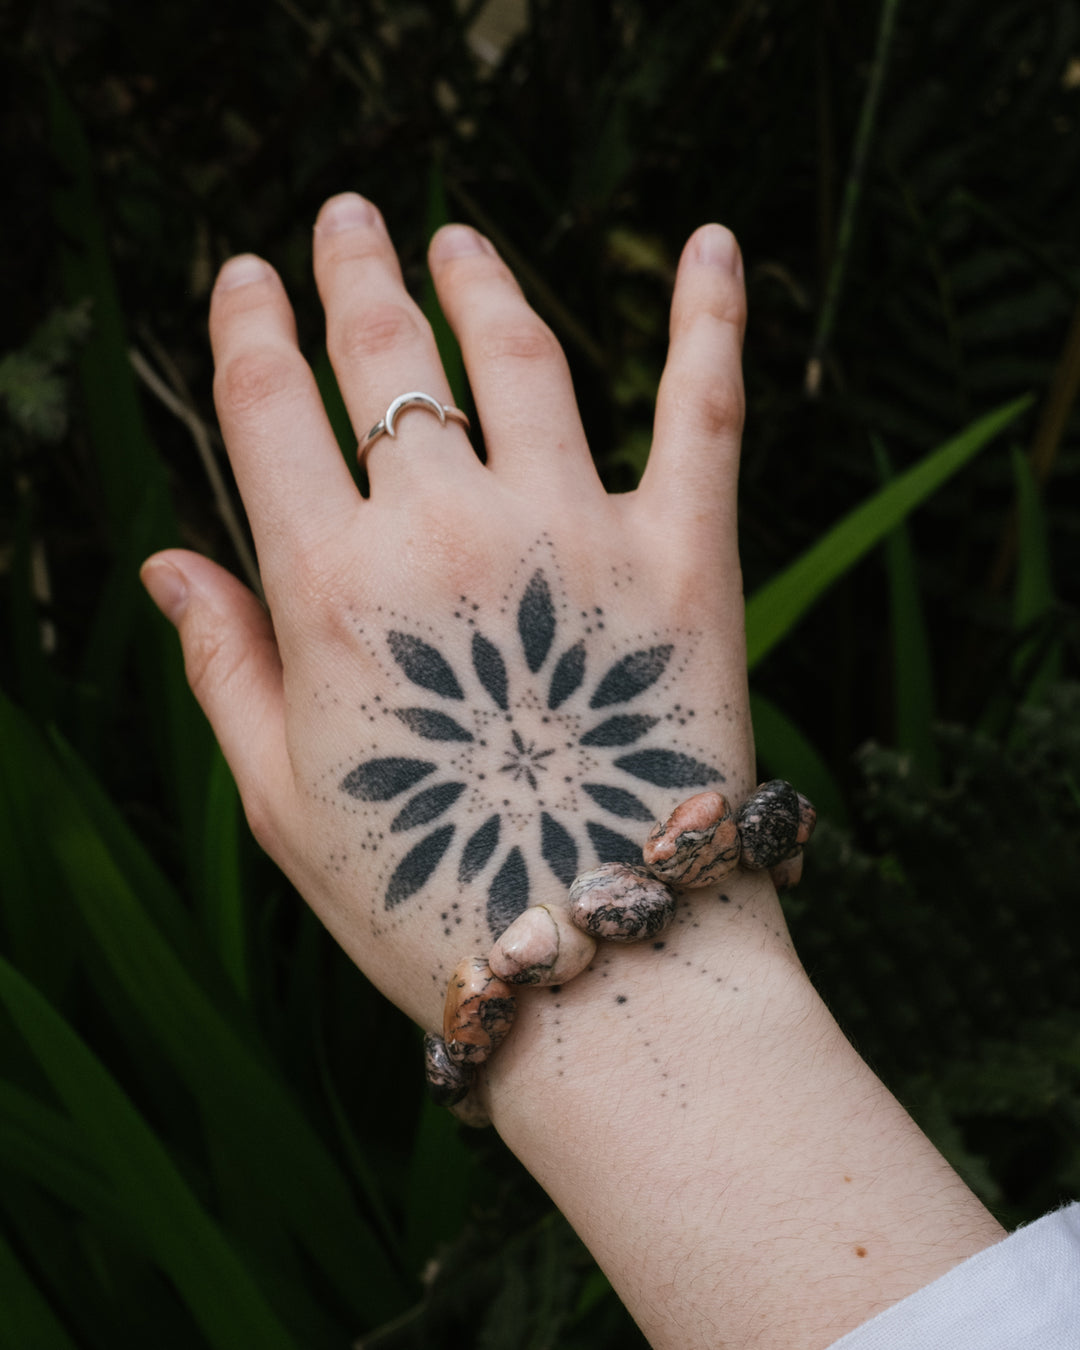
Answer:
[358,391,470,470]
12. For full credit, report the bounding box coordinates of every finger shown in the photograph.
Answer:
[209,254,360,562]
[313,193,482,494]
[637,225,747,553]
[140,550,297,857]
[429,224,604,503]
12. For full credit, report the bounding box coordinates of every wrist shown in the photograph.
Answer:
[480,870,1003,1350]
[482,867,806,1135]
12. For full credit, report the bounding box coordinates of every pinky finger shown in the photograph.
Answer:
[637,224,747,558]
[140,550,296,853]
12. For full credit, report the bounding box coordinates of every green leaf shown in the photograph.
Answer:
[403,1095,477,1277]
[873,435,940,784]
[748,693,848,827]
[47,71,212,871]
[0,1225,80,1350]
[423,161,468,410]
[0,957,300,1350]
[199,749,250,1002]
[745,395,1034,669]
[0,1080,126,1237]
[313,346,357,462]
[1011,447,1062,704]
[0,694,408,1325]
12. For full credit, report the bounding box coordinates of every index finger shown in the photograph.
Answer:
[209,252,361,574]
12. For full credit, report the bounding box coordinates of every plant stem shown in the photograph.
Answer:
[805,0,902,396]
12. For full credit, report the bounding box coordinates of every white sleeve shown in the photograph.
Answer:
[825,1202,1080,1350]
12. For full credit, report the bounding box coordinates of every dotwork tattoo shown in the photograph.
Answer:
[328,543,723,941]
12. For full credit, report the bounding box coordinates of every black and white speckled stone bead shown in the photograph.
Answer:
[422,1031,475,1107]
[568,862,677,942]
[735,780,801,870]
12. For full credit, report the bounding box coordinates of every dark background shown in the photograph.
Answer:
[2,1,1079,1346]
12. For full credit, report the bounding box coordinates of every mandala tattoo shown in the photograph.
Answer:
[330,546,723,941]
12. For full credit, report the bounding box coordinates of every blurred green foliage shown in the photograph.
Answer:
[2,0,1079,1344]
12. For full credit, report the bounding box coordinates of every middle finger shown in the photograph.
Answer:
[313,193,483,494]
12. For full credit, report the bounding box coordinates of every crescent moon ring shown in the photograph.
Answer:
[359,391,470,470]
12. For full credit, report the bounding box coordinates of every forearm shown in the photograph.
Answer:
[485,870,1004,1350]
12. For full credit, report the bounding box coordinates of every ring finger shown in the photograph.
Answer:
[313,192,483,494]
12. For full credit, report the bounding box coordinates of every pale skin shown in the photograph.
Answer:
[141,192,1005,1349]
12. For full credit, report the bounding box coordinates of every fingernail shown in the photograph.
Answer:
[431,224,494,261]
[693,225,742,276]
[141,560,190,625]
[316,192,379,234]
[217,254,271,291]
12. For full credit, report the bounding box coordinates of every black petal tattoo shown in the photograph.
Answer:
[581,783,655,821]
[472,632,509,710]
[614,749,722,788]
[488,846,529,937]
[459,814,501,884]
[339,564,721,933]
[393,708,474,742]
[391,781,466,832]
[518,570,556,673]
[540,811,579,886]
[387,632,465,700]
[342,757,436,801]
[386,825,456,906]
[548,641,585,710]
[585,821,641,865]
[580,714,660,746]
[590,645,673,709]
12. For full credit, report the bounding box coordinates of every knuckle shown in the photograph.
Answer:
[478,315,563,366]
[284,553,359,643]
[183,624,249,707]
[695,378,745,439]
[332,302,430,364]
[407,502,496,597]
[215,347,304,418]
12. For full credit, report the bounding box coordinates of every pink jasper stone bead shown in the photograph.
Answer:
[443,957,517,1065]
[489,904,598,986]
[769,847,804,891]
[568,862,677,943]
[642,790,741,888]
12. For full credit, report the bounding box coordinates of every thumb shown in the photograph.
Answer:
[141,549,295,853]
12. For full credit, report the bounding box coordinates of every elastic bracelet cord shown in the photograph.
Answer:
[423,780,816,1125]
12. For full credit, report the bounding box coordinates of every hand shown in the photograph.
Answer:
[141,191,756,1032]
[142,194,1007,1350]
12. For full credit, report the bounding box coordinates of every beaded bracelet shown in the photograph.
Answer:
[423,779,816,1125]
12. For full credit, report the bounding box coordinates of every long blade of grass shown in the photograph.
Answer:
[748,692,848,827]
[0,957,300,1350]
[745,394,1033,669]
[47,71,213,872]
[0,1227,79,1350]
[0,1080,127,1237]
[423,159,468,410]
[873,435,940,784]
[403,1096,477,1278]
[199,748,250,1002]
[0,694,408,1322]
[805,0,903,395]
[1011,446,1062,703]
